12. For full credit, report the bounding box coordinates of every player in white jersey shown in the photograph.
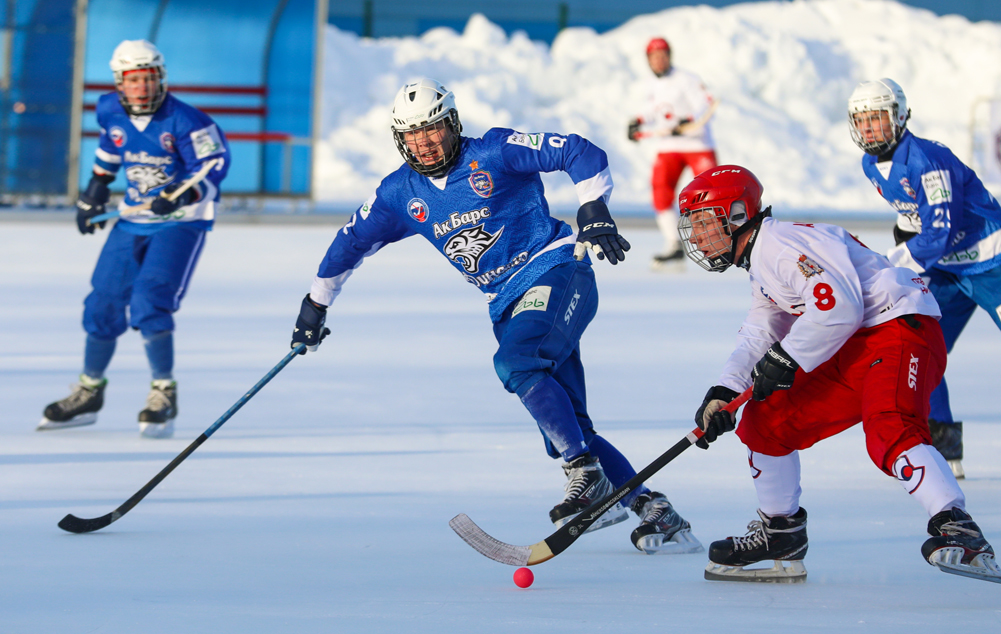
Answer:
[679,165,998,584]
[627,37,717,270]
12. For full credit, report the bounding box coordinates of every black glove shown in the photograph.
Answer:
[150,181,199,216]
[291,294,331,354]
[572,200,631,265]
[75,174,114,234]
[751,342,800,402]
[671,117,694,136]
[893,224,918,246]
[694,385,740,449]
[627,118,642,142]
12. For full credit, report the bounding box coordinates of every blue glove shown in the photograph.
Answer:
[76,174,114,234]
[150,181,199,216]
[291,294,331,354]
[751,342,800,402]
[572,200,631,265]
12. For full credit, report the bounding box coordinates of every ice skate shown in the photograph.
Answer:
[649,246,686,273]
[629,491,703,554]
[549,454,629,534]
[138,380,176,439]
[37,375,106,430]
[704,507,808,583]
[922,508,1001,583]
[928,419,964,479]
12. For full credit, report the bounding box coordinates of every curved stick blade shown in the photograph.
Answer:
[58,511,118,534]
[449,514,554,566]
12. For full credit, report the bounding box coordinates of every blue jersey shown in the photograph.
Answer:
[310,128,613,321]
[93,92,231,235]
[862,130,1001,275]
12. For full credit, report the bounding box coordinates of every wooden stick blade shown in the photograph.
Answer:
[448,514,554,566]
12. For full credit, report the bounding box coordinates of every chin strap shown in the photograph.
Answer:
[732,207,771,270]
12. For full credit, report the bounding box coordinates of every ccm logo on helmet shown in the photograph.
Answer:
[711,169,743,176]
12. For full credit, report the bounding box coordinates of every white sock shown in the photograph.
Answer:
[893,444,965,516]
[655,207,680,252]
[749,449,802,516]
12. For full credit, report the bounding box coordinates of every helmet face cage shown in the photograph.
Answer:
[393,111,462,178]
[848,104,901,155]
[679,205,735,272]
[114,65,167,116]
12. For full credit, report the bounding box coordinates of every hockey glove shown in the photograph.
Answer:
[893,224,918,246]
[150,181,200,216]
[573,200,631,265]
[694,385,740,449]
[627,118,642,142]
[291,294,331,354]
[76,174,114,234]
[751,342,800,402]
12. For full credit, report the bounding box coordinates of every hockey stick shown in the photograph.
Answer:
[87,158,220,225]
[636,99,720,139]
[449,386,752,566]
[58,343,305,534]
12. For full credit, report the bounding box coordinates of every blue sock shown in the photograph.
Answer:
[520,376,588,462]
[83,335,116,379]
[587,434,649,509]
[143,331,174,381]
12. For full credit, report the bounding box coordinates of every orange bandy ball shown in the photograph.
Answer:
[513,567,534,588]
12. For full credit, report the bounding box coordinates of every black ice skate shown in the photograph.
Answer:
[549,454,629,534]
[650,246,686,272]
[928,419,964,479]
[629,491,703,554]
[922,508,1001,583]
[138,380,176,439]
[37,375,107,430]
[704,507,808,583]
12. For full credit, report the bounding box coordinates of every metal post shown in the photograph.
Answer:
[558,2,568,33]
[363,0,373,38]
[67,0,89,198]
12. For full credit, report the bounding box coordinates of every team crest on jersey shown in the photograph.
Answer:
[870,178,882,196]
[407,198,429,222]
[109,126,127,148]
[796,254,824,278]
[160,132,176,153]
[893,454,925,494]
[126,165,174,194]
[468,170,494,198]
[900,177,916,199]
[444,224,504,274]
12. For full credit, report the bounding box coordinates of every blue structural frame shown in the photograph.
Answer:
[79,0,320,195]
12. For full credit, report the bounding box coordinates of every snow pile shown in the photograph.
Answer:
[316,0,1001,214]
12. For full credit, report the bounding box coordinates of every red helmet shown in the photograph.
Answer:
[678,166,766,272]
[646,37,670,56]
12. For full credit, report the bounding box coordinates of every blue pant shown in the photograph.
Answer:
[83,222,207,339]
[926,266,1001,422]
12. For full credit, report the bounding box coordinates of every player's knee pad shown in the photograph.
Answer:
[493,348,553,396]
[83,292,130,340]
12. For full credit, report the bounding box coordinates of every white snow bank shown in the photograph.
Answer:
[316,0,1001,213]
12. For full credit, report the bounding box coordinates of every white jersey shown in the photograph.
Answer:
[718,218,941,392]
[635,67,715,153]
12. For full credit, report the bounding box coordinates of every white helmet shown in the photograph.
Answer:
[110,40,167,115]
[847,78,910,155]
[391,78,462,177]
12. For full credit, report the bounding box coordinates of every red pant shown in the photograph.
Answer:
[736,315,946,475]
[652,150,717,211]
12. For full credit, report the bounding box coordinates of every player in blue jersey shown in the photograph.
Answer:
[849,78,1001,479]
[289,78,702,554]
[39,40,230,439]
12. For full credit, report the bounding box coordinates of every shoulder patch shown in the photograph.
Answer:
[190,124,225,159]
[921,169,952,204]
[796,254,824,278]
[506,131,543,150]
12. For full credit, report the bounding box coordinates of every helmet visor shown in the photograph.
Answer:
[679,206,734,272]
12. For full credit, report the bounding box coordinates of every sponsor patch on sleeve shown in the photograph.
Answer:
[190,124,225,159]
[921,169,952,204]
[512,286,552,317]
[506,131,543,150]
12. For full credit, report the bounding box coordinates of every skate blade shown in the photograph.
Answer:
[36,413,97,431]
[929,548,1001,584]
[948,459,965,480]
[704,560,807,583]
[554,502,629,534]
[139,419,175,439]
[637,528,705,555]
